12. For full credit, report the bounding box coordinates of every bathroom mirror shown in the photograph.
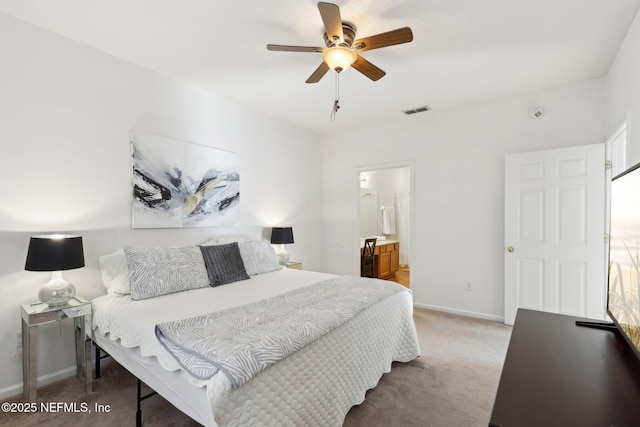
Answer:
[359,188,378,237]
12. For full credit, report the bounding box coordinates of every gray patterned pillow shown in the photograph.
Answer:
[199,242,250,287]
[238,240,283,275]
[124,246,210,300]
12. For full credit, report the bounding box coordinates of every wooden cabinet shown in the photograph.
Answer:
[364,241,400,279]
[390,248,400,272]
[378,252,391,277]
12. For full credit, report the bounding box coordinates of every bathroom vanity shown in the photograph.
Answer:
[360,240,400,279]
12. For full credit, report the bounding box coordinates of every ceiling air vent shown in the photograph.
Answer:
[402,106,431,115]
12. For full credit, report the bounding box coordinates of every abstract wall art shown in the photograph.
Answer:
[130,130,240,228]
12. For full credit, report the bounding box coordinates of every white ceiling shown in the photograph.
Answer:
[1,0,639,135]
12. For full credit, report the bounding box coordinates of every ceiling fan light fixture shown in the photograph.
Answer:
[322,46,357,72]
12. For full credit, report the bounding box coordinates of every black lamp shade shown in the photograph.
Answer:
[25,235,85,272]
[270,227,294,245]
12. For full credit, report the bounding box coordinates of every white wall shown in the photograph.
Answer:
[0,14,322,398]
[605,8,640,165]
[319,78,605,321]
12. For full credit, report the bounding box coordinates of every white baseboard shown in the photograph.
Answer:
[0,365,77,400]
[414,302,505,323]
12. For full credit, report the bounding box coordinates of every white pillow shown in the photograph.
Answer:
[238,240,283,276]
[98,248,131,295]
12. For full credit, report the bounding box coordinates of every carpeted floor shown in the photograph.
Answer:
[343,309,512,427]
[1,308,512,427]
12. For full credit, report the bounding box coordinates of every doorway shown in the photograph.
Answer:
[358,164,412,288]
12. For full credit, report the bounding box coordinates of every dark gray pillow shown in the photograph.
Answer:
[199,242,250,287]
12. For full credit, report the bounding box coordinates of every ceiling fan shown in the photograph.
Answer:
[267,2,413,83]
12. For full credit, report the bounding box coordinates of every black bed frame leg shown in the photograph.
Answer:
[95,345,101,379]
[137,379,143,427]
[135,378,158,427]
[94,343,111,380]
[92,342,154,427]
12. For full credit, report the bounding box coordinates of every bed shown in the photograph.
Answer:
[91,241,420,426]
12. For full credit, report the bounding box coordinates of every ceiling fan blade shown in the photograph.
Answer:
[267,44,324,53]
[352,55,386,81]
[306,62,330,84]
[318,2,344,44]
[353,27,414,52]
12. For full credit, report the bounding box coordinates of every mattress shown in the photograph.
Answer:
[92,268,420,426]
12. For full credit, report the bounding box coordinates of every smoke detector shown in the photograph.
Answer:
[529,106,544,119]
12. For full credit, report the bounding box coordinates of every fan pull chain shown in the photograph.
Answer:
[330,72,340,121]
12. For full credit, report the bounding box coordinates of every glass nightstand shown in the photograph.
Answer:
[21,296,92,402]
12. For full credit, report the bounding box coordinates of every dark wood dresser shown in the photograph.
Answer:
[489,308,640,427]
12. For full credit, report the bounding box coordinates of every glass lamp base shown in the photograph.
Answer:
[277,250,290,265]
[39,277,76,307]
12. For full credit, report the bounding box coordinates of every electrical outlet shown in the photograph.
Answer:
[16,331,22,348]
[465,282,472,291]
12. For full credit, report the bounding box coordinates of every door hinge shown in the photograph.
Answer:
[605,160,612,170]
[605,233,610,244]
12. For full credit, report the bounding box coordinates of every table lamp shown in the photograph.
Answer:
[25,235,85,306]
[270,227,294,265]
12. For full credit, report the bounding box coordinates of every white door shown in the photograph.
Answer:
[504,144,605,325]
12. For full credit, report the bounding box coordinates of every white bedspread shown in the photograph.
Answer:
[92,268,420,426]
